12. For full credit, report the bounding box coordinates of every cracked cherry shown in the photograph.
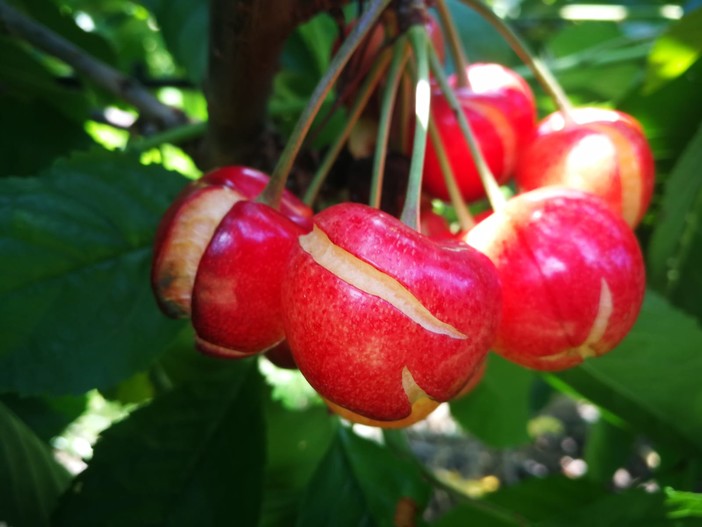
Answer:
[191,200,311,357]
[282,202,501,426]
[151,166,311,318]
[516,107,655,227]
[465,187,645,371]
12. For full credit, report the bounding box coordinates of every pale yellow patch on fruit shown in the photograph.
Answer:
[590,123,642,226]
[541,278,614,363]
[158,188,241,314]
[299,226,466,339]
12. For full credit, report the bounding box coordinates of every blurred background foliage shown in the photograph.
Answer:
[1,0,702,525]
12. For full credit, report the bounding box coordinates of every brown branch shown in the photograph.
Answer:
[0,0,187,130]
[203,0,351,170]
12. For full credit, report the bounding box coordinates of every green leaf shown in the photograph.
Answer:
[582,419,635,485]
[645,8,702,93]
[0,401,71,527]
[260,392,338,527]
[0,393,87,443]
[0,149,187,395]
[538,488,697,527]
[434,476,604,527]
[0,36,91,121]
[665,488,702,519]
[0,98,94,177]
[137,0,207,83]
[54,360,265,526]
[620,59,702,166]
[432,503,524,527]
[297,427,431,527]
[445,0,514,67]
[648,121,702,322]
[555,290,702,455]
[450,353,534,448]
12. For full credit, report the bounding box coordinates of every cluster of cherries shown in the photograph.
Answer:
[151,6,650,428]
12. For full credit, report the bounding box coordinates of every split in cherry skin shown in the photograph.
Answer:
[282,202,501,425]
[465,187,646,371]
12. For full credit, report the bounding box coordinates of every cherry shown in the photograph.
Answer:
[151,166,311,318]
[191,200,311,358]
[282,202,501,426]
[465,187,645,371]
[423,87,507,203]
[423,64,537,204]
[516,107,655,227]
[465,63,537,155]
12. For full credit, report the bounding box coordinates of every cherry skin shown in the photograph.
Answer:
[423,87,507,203]
[282,202,501,426]
[465,63,537,155]
[151,166,311,318]
[191,200,311,358]
[516,107,655,227]
[423,64,537,204]
[465,187,645,371]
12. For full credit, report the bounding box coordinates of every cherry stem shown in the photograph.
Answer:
[399,25,430,231]
[303,48,393,206]
[459,0,574,122]
[369,35,410,209]
[259,0,392,208]
[428,45,506,211]
[435,0,470,88]
[427,119,475,231]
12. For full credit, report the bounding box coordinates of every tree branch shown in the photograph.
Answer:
[203,0,350,169]
[0,0,187,130]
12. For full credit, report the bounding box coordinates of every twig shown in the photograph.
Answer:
[0,0,186,129]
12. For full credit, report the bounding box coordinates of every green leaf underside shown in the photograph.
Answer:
[450,353,534,448]
[556,290,702,454]
[54,360,265,527]
[296,427,431,527]
[0,401,71,527]
[0,150,187,395]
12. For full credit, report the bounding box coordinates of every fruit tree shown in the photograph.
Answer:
[1,0,702,525]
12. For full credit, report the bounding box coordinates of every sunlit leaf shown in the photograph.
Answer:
[645,7,702,93]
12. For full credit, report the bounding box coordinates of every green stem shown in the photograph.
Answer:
[435,0,470,88]
[369,36,410,209]
[428,45,506,211]
[427,119,474,231]
[399,26,431,231]
[303,48,393,206]
[259,0,392,208]
[459,0,574,121]
[125,121,206,152]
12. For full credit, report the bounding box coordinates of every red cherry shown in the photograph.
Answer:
[423,87,507,203]
[191,201,310,357]
[282,202,501,425]
[516,108,655,227]
[151,166,311,318]
[465,63,537,155]
[420,207,455,241]
[465,187,645,371]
